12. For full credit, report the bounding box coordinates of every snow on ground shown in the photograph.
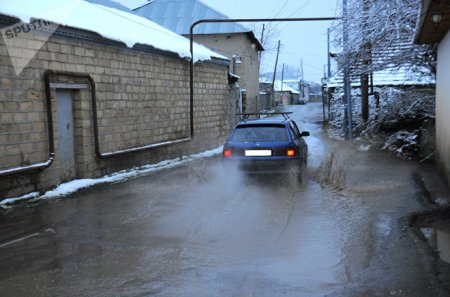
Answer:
[328,86,435,159]
[0,0,225,62]
[0,147,223,208]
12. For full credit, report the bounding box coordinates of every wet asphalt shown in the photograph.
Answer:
[0,103,448,297]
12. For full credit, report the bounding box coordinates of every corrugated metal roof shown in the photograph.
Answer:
[85,0,133,12]
[133,0,251,35]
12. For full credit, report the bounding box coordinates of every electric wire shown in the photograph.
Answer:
[273,0,291,18]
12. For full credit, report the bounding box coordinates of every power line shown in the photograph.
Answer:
[273,0,291,18]
[286,0,314,18]
[92,3,186,40]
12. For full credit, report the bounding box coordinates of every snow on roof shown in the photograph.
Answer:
[0,0,226,62]
[326,64,435,88]
[274,80,300,94]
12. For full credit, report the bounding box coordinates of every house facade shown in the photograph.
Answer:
[273,80,300,106]
[133,0,264,114]
[415,0,450,186]
[284,79,310,104]
[0,1,234,199]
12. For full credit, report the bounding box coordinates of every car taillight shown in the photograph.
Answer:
[223,149,232,157]
[286,149,296,156]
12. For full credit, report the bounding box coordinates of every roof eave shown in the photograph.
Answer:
[414,0,433,44]
[415,0,450,44]
[245,31,264,51]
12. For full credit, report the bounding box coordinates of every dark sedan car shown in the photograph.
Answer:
[222,113,309,183]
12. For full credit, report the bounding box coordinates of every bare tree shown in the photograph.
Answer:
[251,23,280,74]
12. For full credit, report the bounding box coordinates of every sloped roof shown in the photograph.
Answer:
[1,0,225,62]
[85,0,132,12]
[328,40,435,88]
[111,0,149,10]
[133,0,251,35]
[274,80,300,94]
[326,64,435,88]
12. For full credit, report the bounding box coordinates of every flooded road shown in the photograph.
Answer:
[0,103,448,296]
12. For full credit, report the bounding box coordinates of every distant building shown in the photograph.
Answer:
[133,0,264,113]
[273,80,300,106]
[283,79,309,104]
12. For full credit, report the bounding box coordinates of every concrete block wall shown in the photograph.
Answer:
[192,33,261,113]
[0,28,234,199]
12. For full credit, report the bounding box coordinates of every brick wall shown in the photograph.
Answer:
[0,25,235,199]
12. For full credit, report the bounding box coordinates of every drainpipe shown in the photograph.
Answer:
[0,71,55,177]
[0,69,193,178]
[44,70,192,159]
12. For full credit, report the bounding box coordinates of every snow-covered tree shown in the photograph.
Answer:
[328,0,436,160]
[331,0,435,74]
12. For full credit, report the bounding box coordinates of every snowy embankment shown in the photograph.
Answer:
[328,86,435,160]
[0,147,222,208]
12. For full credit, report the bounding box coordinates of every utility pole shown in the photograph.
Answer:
[327,28,331,78]
[343,0,352,139]
[360,0,371,123]
[272,40,281,106]
[300,59,304,81]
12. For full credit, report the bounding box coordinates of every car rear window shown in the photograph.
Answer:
[230,124,290,142]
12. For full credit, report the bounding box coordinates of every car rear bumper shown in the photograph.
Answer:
[224,158,301,174]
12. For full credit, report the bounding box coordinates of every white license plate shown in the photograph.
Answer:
[245,150,272,156]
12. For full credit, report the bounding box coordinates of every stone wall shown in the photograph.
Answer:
[0,23,234,199]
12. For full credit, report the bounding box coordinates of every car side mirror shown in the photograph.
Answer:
[301,131,310,137]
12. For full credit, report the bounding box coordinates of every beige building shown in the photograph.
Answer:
[193,33,261,112]
[133,0,264,113]
[415,0,450,186]
[0,1,235,199]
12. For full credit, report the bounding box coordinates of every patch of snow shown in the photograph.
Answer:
[435,197,449,207]
[382,130,419,159]
[0,192,40,208]
[358,144,371,152]
[0,0,225,62]
[0,146,223,208]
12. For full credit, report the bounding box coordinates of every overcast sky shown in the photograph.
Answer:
[201,0,340,82]
[115,0,340,82]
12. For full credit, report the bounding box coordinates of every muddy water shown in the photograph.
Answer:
[0,103,446,296]
[420,219,450,264]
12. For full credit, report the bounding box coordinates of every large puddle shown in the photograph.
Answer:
[418,216,450,264]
